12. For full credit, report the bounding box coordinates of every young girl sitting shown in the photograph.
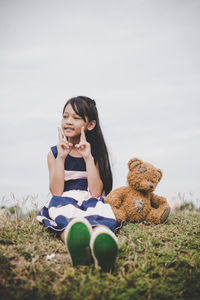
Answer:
[37,96,118,271]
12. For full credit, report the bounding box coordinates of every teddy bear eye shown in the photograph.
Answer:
[139,166,147,173]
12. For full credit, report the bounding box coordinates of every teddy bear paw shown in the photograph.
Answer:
[160,207,171,223]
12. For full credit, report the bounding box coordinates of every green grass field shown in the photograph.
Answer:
[0,209,200,300]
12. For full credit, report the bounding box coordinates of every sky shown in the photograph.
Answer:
[0,0,200,209]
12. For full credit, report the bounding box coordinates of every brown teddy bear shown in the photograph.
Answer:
[104,158,170,224]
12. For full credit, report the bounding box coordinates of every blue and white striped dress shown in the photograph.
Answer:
[37,146,117,232]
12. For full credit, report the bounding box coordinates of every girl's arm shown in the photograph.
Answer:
[48,151,65,196]
[75,127,103,197]
[48,128,73,196]
[85,156,103,198]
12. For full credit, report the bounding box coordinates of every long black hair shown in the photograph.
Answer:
[63,96,113,195]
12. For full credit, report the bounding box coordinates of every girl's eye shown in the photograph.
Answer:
[74,116,81,120]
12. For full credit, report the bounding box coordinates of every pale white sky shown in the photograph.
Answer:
[0,0,200,208]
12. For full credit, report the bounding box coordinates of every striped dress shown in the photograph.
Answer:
[37,146,116,232]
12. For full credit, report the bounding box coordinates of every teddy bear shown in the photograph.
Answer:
[104,158,170,224]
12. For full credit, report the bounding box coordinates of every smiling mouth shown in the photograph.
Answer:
[64,127,74,131]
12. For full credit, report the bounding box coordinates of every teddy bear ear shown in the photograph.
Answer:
[128,158,142,170]
[157,169,163,181]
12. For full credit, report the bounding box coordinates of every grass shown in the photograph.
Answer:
[0,209,200,300]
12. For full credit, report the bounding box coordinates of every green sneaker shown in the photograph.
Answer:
[90,227,118,272]
[64,218,92,266]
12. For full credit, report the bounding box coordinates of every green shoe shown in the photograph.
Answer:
[65,218,92,266]
[90,227,118,272]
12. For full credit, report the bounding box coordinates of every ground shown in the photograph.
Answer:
[0,209,200,300]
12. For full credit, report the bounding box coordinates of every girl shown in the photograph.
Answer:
[37,96,118,271]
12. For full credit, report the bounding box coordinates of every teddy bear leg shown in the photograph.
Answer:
[146,207,170,224]
[160,207,171,223]
[145,209,160,224]
[112,207,126,223]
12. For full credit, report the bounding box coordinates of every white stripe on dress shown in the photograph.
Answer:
[49,201,116,221]
[37,215,57,226]
[64,170,87,181]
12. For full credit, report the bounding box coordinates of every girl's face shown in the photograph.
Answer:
[62,103,89,139]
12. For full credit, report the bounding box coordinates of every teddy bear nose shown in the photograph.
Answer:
[150,184,154,189]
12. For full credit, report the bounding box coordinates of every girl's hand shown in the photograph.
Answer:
[75,126,92,160]
[57,127,73,159]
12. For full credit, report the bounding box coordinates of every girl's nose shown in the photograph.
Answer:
[66,117,73,124]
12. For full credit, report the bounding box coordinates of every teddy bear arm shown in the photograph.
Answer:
[104,187,128,209]
[150,193,169,209]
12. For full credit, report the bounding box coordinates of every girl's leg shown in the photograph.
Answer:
[61,220,118,271]
[90,225,118,272]
[61,218,93,266]
[60,229,66,243]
